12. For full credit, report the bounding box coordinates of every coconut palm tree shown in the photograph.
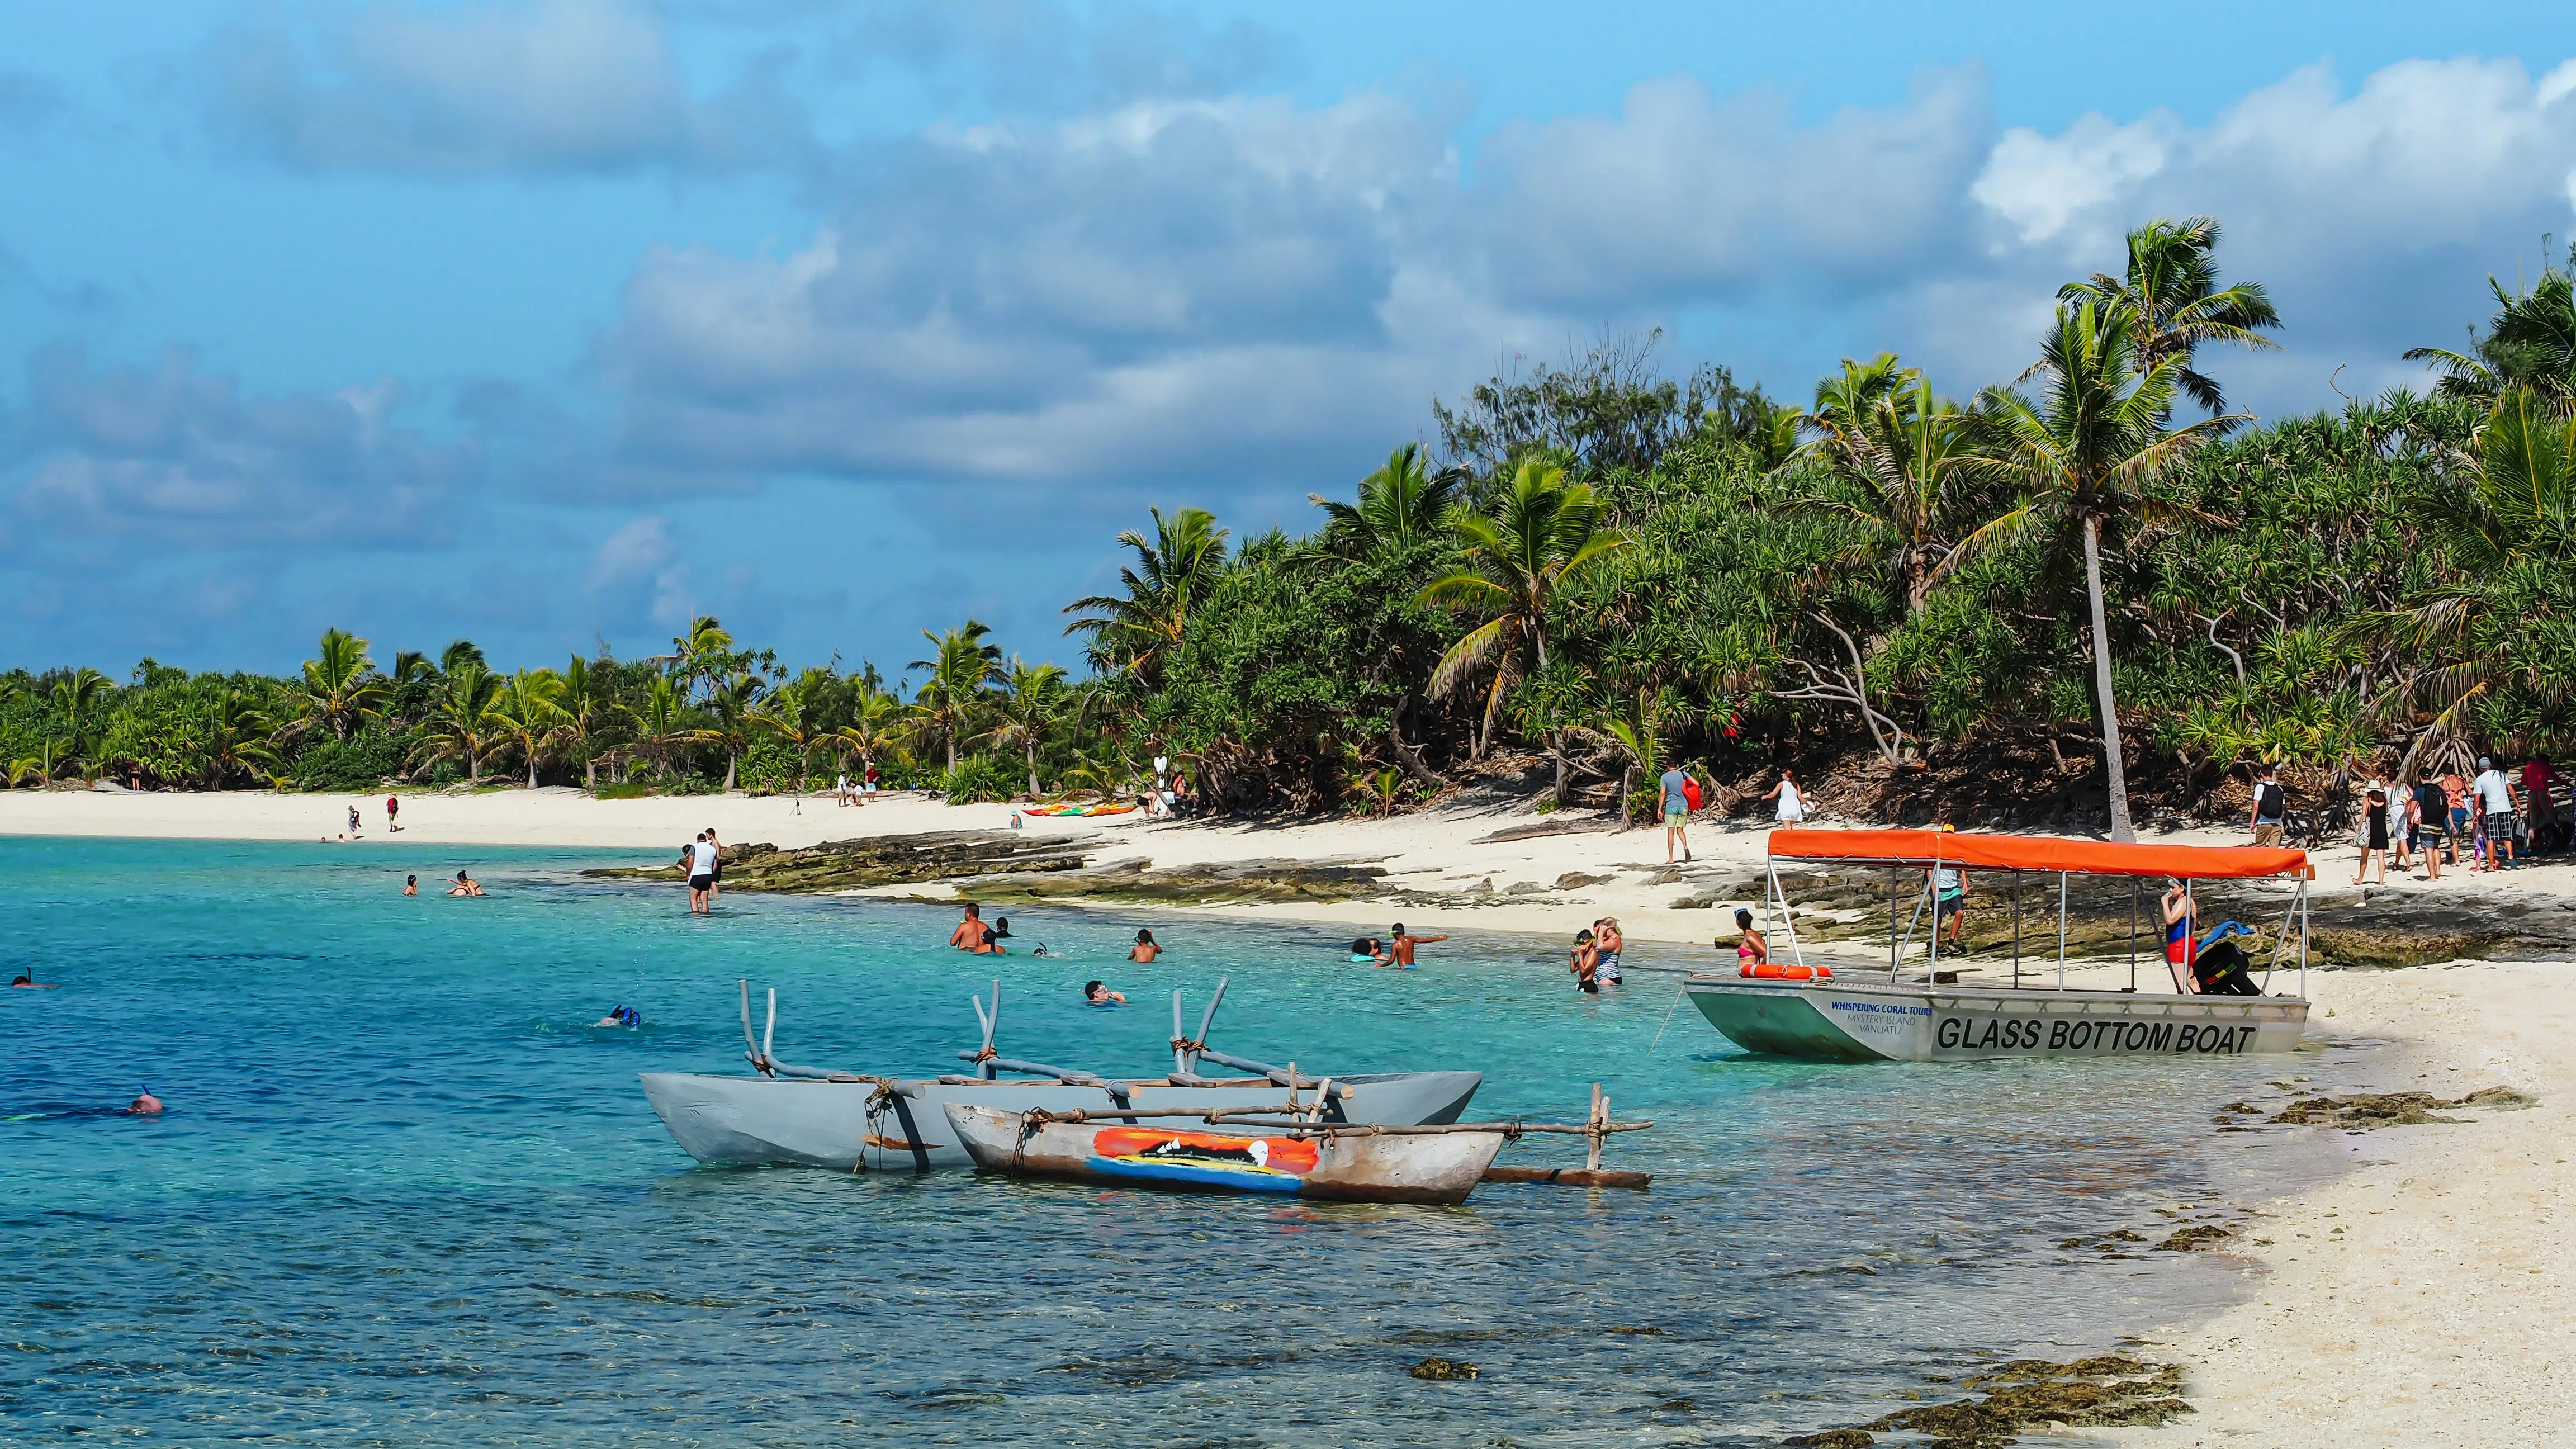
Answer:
[688,672,764,791]
[491,669,569,788]
[1416,459,1631,756]
[198,689,280,789]
[909,622,1002,773]
[288,628,385,742]
[556,656,623,789]
[831,686,905,787]
[1063,507,1229,682]
[2405,266,2576,412]
[750,674,827,792]
[1950,299,2240,841]
[2390,387,2576,749]
[1310,443,1466,560]
[1789,354,1982,613]
[411,662,504,785]
[637,675,688,782]
[48,666,111,780]
[981,657,1070,796]
[2058,215,2279,419]
[437,639,487,677]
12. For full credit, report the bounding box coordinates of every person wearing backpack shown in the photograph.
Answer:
[2248,766,2288,848]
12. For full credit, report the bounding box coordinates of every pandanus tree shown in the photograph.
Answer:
[1417,459,1631,757]
[1952,300,2240,841]
[1063,506,1229,683]
[2059,215,2280,419]
[290,628,385,742]
[1310,443,1465,560]
[198,689,280,789]
[49,666,111,779]
[910,622,1002,773]
[982,657,1071,796]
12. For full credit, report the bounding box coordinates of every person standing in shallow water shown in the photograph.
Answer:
[1387,924,1446,969]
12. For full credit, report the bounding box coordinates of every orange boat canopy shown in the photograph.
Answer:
[1767,827,2309,880]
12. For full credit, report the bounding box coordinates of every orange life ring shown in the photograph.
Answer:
[1739,962,1832,981]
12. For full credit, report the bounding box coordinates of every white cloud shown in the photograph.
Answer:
[202,0,808,174]
[584,514,693,628]
[4,346,477,550]
[1972,113,2175,249]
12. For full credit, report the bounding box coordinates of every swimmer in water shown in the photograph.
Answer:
[448,870,484,897]
[403,875,418,896]
[1083,979,1128,1006]
[1128,929,1161,963]
[11,970,58,989]
[592,1005,641,1028]
[129,1089,163,1116]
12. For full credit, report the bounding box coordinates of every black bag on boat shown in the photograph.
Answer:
[2193,939,2262,997]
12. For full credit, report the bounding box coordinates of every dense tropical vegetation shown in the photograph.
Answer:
[7,216,2571,836]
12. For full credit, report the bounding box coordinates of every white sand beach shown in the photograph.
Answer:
[8,784,2572,1439]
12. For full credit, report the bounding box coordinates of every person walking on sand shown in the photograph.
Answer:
[2411,774,2447,880]
[386,794,401,832]
[2473,756,2520,871]
[2522,756,2558,856]
[347,805,362,839]
[1659,763,1694,863]
[948,904,984,950]
[2248,766,2286,848]
[2354,782,2389,885]
[1388,924,1446,969]
[1128,928,1161,963]
[1761,769,1807,825]
[2388,775,2415,876]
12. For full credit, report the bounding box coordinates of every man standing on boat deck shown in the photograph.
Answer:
[1659,763,1693,863]
[2248,766,2286,848]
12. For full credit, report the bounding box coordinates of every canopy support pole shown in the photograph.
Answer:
[1926,851,1942,983]
[1888,865,1901,981]
[2056,872,2068,991]
[2010,871,2022,989]
[2128,879,2139,993]
[1768,861,1806,968]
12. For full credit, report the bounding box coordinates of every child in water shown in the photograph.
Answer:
[1083,980,1127,1006]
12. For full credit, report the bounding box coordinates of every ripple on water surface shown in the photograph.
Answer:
[0,836,2368,1445]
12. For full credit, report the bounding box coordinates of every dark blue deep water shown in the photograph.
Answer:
[1,837,2362,1445]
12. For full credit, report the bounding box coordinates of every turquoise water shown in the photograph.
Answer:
[2,837,2361,1446]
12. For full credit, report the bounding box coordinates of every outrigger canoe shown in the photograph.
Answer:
[943,1104,1510,1204]
[1686,828,2315,1063]
[642,979,1481,1171]
[1021,802,1139,817]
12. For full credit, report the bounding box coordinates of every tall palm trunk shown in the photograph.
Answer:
[946,735,959,773]
[527,754,539,789]
[467,749,480,785]
[2081,515,2135,841]
[1026,742,1041,797]
[724,752,738,791]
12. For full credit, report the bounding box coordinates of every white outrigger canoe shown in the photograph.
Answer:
[1685,828,2314,1063]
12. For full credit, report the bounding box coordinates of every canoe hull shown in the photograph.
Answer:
[638,1069,1484,1171]
[943,1104,1505,1205]
[1685,977,2309,1063]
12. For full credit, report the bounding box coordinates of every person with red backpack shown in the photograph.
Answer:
[1659,764,1695,863]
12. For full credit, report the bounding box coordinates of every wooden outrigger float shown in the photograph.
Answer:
[1684,828,2314,1062]
[944,1081,1652,1204]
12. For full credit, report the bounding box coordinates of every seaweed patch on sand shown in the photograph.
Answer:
[2269,1085,2535,1129]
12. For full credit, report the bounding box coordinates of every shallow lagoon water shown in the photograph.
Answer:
[2,836,2367,1446]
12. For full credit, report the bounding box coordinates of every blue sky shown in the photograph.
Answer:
[4,2,2575,680]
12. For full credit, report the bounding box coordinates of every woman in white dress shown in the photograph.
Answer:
[1761,769,1807,824]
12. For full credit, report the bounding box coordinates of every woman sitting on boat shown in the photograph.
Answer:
[1730,908,1768,968]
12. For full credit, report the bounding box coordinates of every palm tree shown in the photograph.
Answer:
[199,689,280,789]
[671,615,734,700]
[831,686,905,787]
[491,669,569,788]
[1063,507,1229,681]
[750,674,827,792]
[411,662,504,784]
[1789,354,1981,613]
[2391,387,2576,750]
[437,639,487,677]
[289,628,385,742]
[2058,215,2279,418]
[2405,266,2576,412]
[637,675,688,782]
[49,666,111,780]
[556,656,623,789]
[981,658,1071,796]
[1311,443,1466,559]
[910,622,1002,773]
[1416,459,1631,756]
[1952,299,2239,841]
[687,672,764,791]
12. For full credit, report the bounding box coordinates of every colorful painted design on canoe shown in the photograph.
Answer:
[1085,1128,1319,1191]
[1022,803,1140,817]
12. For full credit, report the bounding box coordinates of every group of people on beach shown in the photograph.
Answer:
[2255,755,2567,884]
[831,768,882,805]
[1656,767,1808,865]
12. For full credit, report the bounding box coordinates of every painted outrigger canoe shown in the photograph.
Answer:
[1687,828,2314,1063]
[944,1104,1508,1204]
